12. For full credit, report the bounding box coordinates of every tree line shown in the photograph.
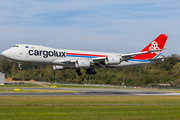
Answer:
[0,55,180,87]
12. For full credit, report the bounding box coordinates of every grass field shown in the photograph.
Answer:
[46,84,180,93]
[0,96,180,120]
[46,84,162,89]
[46,84,118,89]
[1,83,179,92]
[0,83,45,88]
[0,89,77,93]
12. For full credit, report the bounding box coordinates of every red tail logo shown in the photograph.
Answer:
[149,41,160,54]
[133,34,168,60]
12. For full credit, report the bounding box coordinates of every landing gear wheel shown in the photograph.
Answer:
[18,62,22,70]
[76,69,82,76]
[85,69,96,75]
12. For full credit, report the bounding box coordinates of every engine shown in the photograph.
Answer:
[105,56,121,65]
[75,60,91,68]
[53,65,66,70]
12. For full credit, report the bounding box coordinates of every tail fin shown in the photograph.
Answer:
[133,34,168,60]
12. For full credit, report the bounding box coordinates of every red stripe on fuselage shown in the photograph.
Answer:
[66,53,107,57]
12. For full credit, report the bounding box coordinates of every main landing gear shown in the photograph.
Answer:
[76,68,97,76]
[76,69,82,76]
[85,69,96,75]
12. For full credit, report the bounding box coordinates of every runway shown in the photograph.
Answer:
[0,87,179,96]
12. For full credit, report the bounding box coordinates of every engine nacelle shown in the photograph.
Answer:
[53,65,66,70]
[75,60,91,68]
[105,56,121,65]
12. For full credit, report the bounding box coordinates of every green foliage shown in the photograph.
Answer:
[171,79,180,88]
[0,55,180,86]
[42,65,55,82]
[172,62,180,74]
[0,58,13,75]
[159,57,179,70]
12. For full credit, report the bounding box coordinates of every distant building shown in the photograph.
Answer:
[0,72,4,85]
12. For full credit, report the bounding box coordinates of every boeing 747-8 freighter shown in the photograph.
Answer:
[2,34,168,75]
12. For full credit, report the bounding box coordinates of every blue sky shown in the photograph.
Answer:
[0,0,180,56]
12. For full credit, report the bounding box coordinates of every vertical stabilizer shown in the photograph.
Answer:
[132,34,168,60]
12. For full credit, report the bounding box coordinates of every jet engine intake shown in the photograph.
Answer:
[53,65,66,70]
[75,60,91,68]
[105,56,121,65]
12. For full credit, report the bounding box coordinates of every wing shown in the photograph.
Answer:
[52,49,164,70]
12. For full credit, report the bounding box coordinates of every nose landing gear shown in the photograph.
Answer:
[18,62,22,70]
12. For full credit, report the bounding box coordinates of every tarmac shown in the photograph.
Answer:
[0,87,179,96]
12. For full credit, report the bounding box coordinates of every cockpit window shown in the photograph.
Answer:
[13,45,19,47]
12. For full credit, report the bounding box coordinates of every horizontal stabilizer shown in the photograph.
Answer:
[121,48,165,60]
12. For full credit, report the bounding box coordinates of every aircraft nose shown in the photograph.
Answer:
[2,50,7,56]
[2,49,12,58]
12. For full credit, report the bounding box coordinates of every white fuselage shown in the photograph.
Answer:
[2,44,161,69]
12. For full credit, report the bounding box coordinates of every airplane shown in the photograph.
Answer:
[1,34,168,75]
